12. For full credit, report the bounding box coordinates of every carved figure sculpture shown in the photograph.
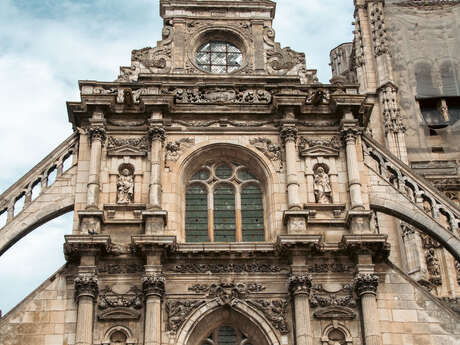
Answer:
[314,166,332,204]
[117,165,134,204]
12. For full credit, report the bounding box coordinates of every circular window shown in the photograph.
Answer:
[195,41,243,73]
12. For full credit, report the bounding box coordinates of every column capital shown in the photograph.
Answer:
[280,126,298,144]
[143,273,166,298]
[340,127,362,144]
[353,273,379,296]
[288,274,312,296]
[88,126,107,144]
[74,273,99,301]
[148,125,166,143]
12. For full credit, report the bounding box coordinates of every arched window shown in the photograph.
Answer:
[196,41,243,73]
[202,325,252,345]
[185,162,265,243]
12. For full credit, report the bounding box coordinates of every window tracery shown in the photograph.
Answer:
[202,325,252,345]
[185,162,264,243]
[196,41,243,73]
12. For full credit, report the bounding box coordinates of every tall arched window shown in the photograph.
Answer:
[185,162,265,243]
[202,325,252,345]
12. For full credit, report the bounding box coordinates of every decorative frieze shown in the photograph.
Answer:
[175,88,272,104]
[142,274,165,298]
[353,273,379,296]
[170,263,285,273]
[74,273,99,300]
[247,299,289,334]
[188,281,265,304]
[98,263,144,274]
[166,300,205,333]
[309,284,356,308]
[97,286,143,321]
[107,136,149,156]
[307,263,354,273]
[288,274,312,296]
[172,119,273,128]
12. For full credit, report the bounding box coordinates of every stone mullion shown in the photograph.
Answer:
[354,273,382,345]
[289,275,313,345]
[235,188,243,242]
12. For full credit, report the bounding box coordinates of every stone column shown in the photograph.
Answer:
[341,124,364,210]
[148,124,166,210]
[289,274,313,345]
[280,125,301,210]
[74,273,98,345]
[143,273,165,345]
[354,273,382,345]
[87,124,106,209]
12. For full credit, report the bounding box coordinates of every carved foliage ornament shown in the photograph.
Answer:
[309,284,356,309]
[98,286,143,310]
[288,274,312,296]
[175,88,272,105]
[166,300,205,333]
[107,136,149,155]
[74,273,99,300]
[280,126,298,144]
[353,274,379,296]
[249,137,282,165]
[188,281,265,305]
[142,274,165,297]
[149,125,166,142]
[170,263,284,273]
[88,127,107,144]
[172,119,273,128]
[247,299,289,334]
[165,138,195,161]
[307,263,354,273]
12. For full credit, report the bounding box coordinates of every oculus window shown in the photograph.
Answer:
[195,41,243,73]
[185,162,265,243]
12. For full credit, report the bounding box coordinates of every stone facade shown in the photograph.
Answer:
[1,1,460,345]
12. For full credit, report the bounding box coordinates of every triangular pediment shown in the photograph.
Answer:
[107,144,147,156]
[313,306,356,320]
[300,145,340,157]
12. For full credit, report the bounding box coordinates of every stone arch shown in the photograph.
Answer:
[175,142,281,242]
[320,322,352,345]
[175,299,281,345]
[102,325,137,345]
[370,195,460,261]
[0,165,76,256]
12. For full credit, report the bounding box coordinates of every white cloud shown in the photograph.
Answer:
[0,0,354,314]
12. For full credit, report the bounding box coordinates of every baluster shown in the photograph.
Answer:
[57,159,64,177]
[24,188,32,208]
[41,174,48,190]
[7,201,14,222]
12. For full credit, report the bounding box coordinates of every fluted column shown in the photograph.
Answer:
[280,125,301,210]
[74,273,98,345]
[341,126,364,210]
[148,125,166,210]
[86,125,106,209]
[289,274,313,345]
[354,273,382,345]
[143,273,165,345]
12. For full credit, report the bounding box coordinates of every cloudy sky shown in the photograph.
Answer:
[0,0,354,314]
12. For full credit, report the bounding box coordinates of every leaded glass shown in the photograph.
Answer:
[215,164,232,179]
[214,184,236,242]
[186,184,209,242]
[241,185,264,242]
[195,41,242,73]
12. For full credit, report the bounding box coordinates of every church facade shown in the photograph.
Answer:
[1,1,460,345]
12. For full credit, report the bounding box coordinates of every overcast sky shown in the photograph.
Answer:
[0,0,354,314]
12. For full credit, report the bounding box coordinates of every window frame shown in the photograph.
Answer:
[185,162,267,243]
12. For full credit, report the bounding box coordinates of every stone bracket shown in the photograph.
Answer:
[131,235,177,256]
[64,234,111,261]
[340,234,390,262]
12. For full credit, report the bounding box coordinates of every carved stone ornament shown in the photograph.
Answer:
[175,88,272,105]
[107,136,149,156]
[425,248,442,286]
[188,281,265,305]
[166,300,205,333]
[340,127,362,144]
[394,0,460,11]
[313,306,356,320]
[313,166,332,204]
[98,263,143,275]
[280,126,298,144]
[88,126,107,144]
[172,119,273,128]
[142,274,165,297]
[288,274,312,296]
[353,274,379,296]
[299,136,341,157]
[455,261,460,285]
[165,138,195,161]
[306,89,330,106]
[368,1,390,57]
[307,263,354,273]
[74,273,99,300]
[97,286,143,321]
[309,284,356,309]
[249,137,282,170]
[149,125,166,142]
[170,263,285,273]
[117,164,134,204]
[247,299,289,334]
[380,83,406,135]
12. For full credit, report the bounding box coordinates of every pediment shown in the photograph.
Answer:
[98,307,141,321]
[313,306,356,320]
[107,144,147,157]
[300,145,340,157]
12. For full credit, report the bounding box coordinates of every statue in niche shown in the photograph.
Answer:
[313,166,332,204]
[117,164,134,204]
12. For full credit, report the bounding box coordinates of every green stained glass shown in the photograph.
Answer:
[237,169,256,181]
[191,169,210,180]
[215,164,232,179]
[185,184,209,242]
[217,326,237,345]
[241,185,264,242]
[214,184,236,242]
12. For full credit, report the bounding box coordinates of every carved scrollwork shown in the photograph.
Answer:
[307,263,354,273]
[288,274,312,296]
[166,300,205,333]
[98,286,143,310]
[170,263,285,273]
[247,299,289,334]
[309,284,356,308]
[172,119,273,128]
[353,273,379,296]
[74,273,99,300]
[175,87,272,104]
[188,281,265,304]
[107,136,149,154]
[142,274,165,298]
[249,137,282,168]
